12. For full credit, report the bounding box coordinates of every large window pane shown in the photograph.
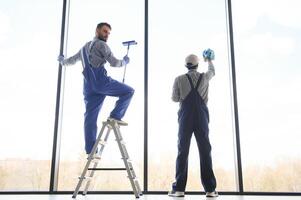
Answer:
[0,1,61,190]
[232,0,301,192]
[149,0,237,191]
[58,0,144,191]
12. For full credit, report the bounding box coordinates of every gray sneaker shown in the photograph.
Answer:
[206,191,218,197]
[107,117,128,126]
[168,191,185,197]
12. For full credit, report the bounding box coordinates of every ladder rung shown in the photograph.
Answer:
[88,167,127,171]
[98,140,107,145]
[127,176,138,180]
[78,176,92,180]
[92,158,101,161]
[87,154,101,160]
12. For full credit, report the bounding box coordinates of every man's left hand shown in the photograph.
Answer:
[123,55,130,65]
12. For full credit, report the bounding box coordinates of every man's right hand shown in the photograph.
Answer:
[202,49,215,62]
[123,55,130,65]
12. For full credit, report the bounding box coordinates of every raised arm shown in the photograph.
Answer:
[204,60,215,81]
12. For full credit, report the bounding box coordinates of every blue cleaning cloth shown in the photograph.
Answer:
[202,48,215,60]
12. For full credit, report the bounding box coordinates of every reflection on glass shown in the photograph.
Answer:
[58,0,144,191]
[149,0,236,191]
[232,0,301,192]
[0,1,60,190]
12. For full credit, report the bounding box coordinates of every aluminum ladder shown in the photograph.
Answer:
[72,119,142,198]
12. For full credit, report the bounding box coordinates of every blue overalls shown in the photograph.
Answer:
[80,44,134,154]
[172,73,216,192]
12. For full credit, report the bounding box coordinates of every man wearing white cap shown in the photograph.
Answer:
[168,49,218,198]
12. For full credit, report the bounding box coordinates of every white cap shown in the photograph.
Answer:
[185,54,199,67]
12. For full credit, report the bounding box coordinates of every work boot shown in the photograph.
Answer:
[107,117,128,126]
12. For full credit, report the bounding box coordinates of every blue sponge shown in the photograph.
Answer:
[202,48,215,60]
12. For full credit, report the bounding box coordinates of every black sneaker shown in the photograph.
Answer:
[168,190,185,197]
[206,191,218,197]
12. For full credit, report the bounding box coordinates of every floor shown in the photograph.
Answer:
[0,195,300,200]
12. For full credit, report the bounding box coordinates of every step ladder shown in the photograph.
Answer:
[72,119,142,198]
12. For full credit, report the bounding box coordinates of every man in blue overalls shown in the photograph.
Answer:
[168,53,218,198]
[58,22,134,155]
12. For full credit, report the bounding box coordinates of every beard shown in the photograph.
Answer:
[98,35,107,42]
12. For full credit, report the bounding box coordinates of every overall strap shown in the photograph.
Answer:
[80,47,90,68]
[87,39,104,68]
[185,74,195,90]
[80,39,96,68]
[80,47,97,80]
[88,39,96,53]
[195,73,204,90]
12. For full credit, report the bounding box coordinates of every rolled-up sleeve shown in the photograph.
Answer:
[172,77,180,102]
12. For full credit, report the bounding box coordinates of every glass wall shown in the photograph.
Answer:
[1,0,300,193]
[57,0,144,191]
[148,0,237,191]
[232,0,301,192]
[0,1,61,190]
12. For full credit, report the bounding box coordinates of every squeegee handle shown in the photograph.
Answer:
[126,44,130,56]
[122,64,127,83]
[123,45,129,83]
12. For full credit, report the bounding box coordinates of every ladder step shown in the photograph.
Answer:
[78,176,92,180]
[98,140,107,145]
[88,167,127,171]
[127,176,138,181]
[90,155,101,160]
[128,170,137,177]
[73,120,141,199]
